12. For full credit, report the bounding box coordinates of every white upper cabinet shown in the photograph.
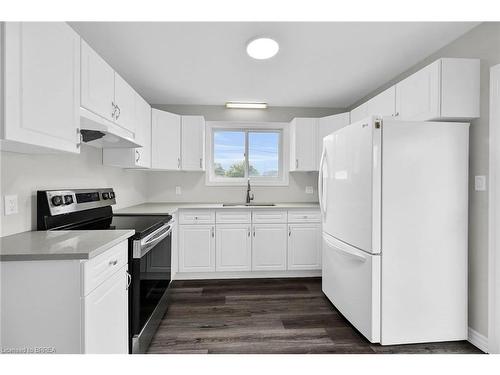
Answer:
[181,115,205,171]
[80,40,115,123]
[395,58,480,121]
[1,22,81,153]
[289,118,319,172]
[102,92,151,169]
[350,102,368,124]
[350,86,396,124]
[113,73,136,135]
[151,109,181,170]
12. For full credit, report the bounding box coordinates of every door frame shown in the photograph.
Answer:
[489,64,500,354]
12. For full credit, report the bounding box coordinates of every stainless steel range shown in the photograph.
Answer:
[37,188,172,354]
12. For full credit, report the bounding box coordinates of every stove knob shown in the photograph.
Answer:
[110,192,115,199]
[64,195,74,205]
[51,195,63,206]
[102,192,110,200]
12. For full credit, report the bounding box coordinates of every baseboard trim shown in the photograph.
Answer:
[174,269,321,280]
[468,327,489,353]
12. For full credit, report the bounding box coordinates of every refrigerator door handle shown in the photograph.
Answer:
[323,234,367,263]
[318,146,328,218]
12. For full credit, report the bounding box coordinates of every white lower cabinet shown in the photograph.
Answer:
[179,224,216,272]
[287,223,322,270]
[216,224,252,271]
[252,224,288,271]
[84,265,128,353]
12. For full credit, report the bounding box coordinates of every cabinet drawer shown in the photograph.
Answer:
[252,209,287,223]
[287,209,321,223]
[82,241,128,296]
[216,210,251,223]
[179,209,215,224]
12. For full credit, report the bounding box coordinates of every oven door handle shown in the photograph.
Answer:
[134,222,173,259]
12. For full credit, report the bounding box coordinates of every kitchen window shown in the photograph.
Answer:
[206,122,289,186]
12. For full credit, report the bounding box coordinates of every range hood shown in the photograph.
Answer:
[80,107,141,148]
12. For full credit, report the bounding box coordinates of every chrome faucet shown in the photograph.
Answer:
[246,179,254,204]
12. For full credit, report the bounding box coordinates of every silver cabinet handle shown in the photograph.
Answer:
[109,259,118,266]
[199,158,203,169]
[178,157,181,169]
[253,228,256,237]
[295,159,299,169]
[115,105,121,120]
[288,226,291,237]
[248,227,251,237]
[135,150,141,163]
[395,112,399,117]
[111,102,117,119]
[211,226,215,238]
[126,270,132,290]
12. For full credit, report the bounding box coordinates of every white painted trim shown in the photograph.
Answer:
[173,269,321,280]
[488,64,500,354]
[205,121,290,186]
[468,327,489,353]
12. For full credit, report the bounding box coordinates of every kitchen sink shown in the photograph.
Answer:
[222,203,276,207]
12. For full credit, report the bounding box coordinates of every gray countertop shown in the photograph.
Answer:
[0,230,135,261]
[114,202,320,216]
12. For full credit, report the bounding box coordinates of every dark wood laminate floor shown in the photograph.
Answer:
[147,277,482,354]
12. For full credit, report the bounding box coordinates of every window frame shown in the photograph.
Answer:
[205,121,289,186]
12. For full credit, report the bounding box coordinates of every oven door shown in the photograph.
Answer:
[130,223,172,353]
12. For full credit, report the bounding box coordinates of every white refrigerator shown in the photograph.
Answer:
[319,116,469,345]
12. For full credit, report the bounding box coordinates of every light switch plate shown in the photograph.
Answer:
[4,195,18,215]
[305,186,314,194]
[475,176,487,191]
[175,186,182,195]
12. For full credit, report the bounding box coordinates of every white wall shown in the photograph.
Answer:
[349,22,500,337]
[0,145,148,237]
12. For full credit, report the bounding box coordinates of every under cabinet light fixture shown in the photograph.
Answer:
[225,102,268,109]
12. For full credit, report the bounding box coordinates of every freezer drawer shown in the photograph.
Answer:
[322,233,380,343]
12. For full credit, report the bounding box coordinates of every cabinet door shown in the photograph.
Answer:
[151,109,181,170]
[114,73,136,134]
[252,224,287,271]
[84,266,128,354]
[216,224,252,271]
[3,22,80,153]
[290,118,318,171]
[134,94,151,168]
[81,40,115,122]
[179,225,215,272]
[181,116,205,171]
[395,60,441,121]
[287,223,321,270]
[366,86,396,118]
[350,103,368,124]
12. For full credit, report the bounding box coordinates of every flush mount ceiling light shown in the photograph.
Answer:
[246,38,279,60]
[226,102,268,109]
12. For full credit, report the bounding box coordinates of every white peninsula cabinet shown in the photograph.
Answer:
[175,207,321,279]
[1,239,130,354]
[1,22,81,154]
[151,109,181,170]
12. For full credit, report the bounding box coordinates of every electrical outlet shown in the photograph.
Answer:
[305,186,314,194]
[475,176,487,191]
[175,186,182,195]
[4,195,18,215]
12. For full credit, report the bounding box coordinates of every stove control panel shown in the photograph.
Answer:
[40,188,116,216]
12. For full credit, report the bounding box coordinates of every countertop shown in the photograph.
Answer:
[0,230,135,262]
[114,202,320,216]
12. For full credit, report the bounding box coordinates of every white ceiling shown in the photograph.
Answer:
[69,22,479,108]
